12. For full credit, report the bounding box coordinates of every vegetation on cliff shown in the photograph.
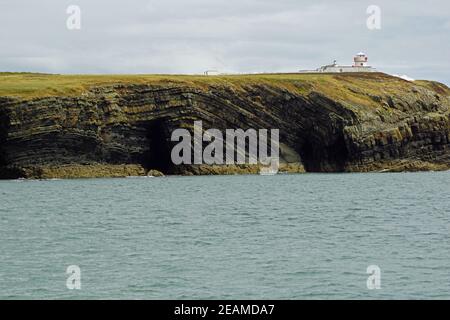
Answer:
[0,72,449,179]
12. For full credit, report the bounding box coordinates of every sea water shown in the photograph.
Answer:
[0,172,449,299]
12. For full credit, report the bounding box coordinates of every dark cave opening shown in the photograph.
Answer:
[144,119,173,174]
[299,139,318,172]
[325,135,349,172]
[299,134,349,172]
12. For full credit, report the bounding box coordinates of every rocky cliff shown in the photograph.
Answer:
[0,72,449,179]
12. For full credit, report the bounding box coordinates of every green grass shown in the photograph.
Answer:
[0,72,447,107]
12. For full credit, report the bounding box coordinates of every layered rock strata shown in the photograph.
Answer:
[0,73,449,178]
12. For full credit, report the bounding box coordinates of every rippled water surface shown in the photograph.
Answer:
[1,172,449,299]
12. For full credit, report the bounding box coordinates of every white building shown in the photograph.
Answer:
[353,52,369,67]
[300,52,377,73]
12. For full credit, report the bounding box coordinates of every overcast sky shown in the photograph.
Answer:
[0,0,449,84]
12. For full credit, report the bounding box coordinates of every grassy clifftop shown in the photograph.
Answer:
[1,72,448,104]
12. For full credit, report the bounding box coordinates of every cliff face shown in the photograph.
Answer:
[0,73,449,178]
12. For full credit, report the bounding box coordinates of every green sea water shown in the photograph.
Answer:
[0,172,449,299]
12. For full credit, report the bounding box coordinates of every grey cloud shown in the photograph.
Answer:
[0,0,448,84]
